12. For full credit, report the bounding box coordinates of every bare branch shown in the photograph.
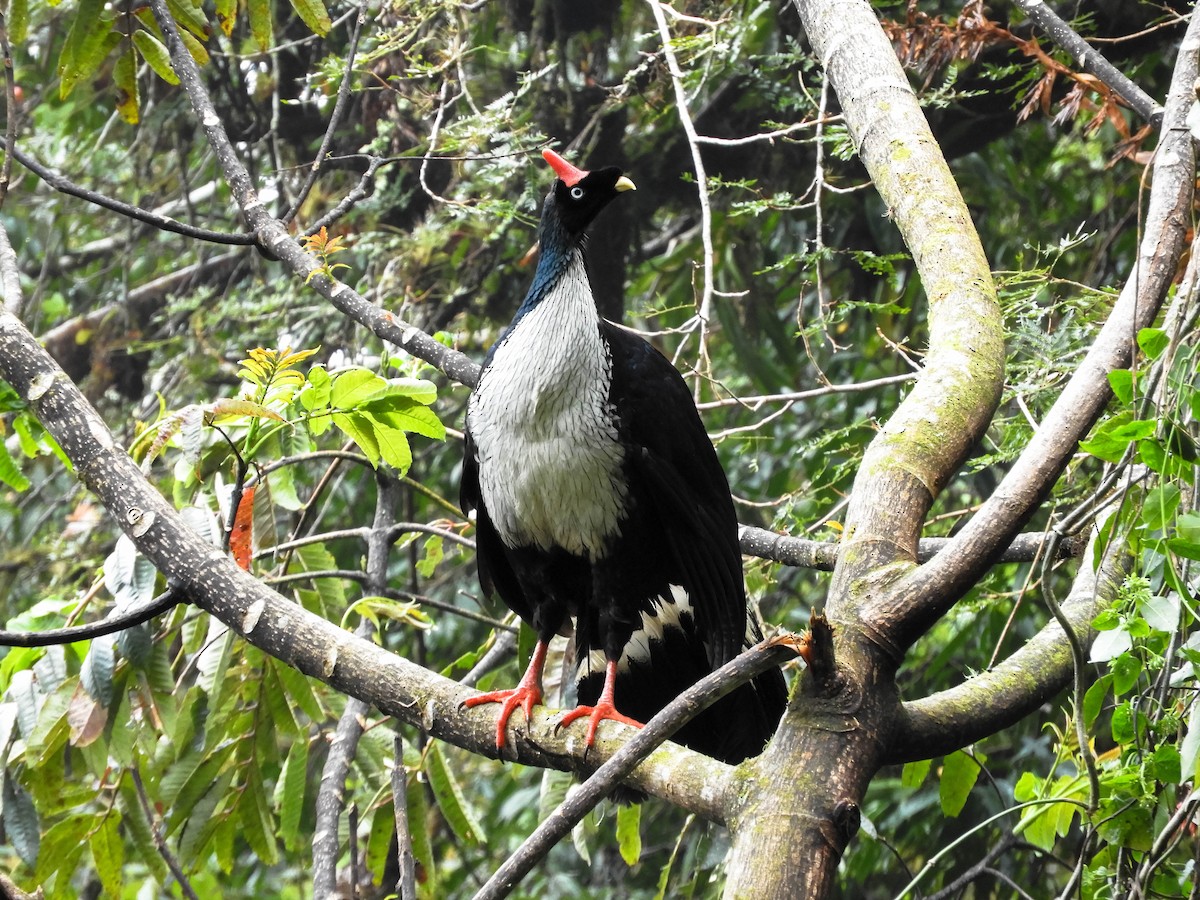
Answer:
[877,14,1200,646]
[1013,0,1164,126]
[889,527,1130,762]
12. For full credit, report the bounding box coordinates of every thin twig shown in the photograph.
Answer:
[647,0,716,365]
[0,586,183,647]
[392,733,418,900]
[0,137,256,245]
[284,6,365,226]
[130,767,202,900]
[0,15,17,212]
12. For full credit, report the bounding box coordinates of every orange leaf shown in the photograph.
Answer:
[231,485,256,570]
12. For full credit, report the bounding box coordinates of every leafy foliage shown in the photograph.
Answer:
[0,0,1195,897]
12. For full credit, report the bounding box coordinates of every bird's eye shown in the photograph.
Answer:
[569,186,585,200]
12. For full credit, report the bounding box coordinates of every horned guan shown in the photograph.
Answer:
[461,149,787,763]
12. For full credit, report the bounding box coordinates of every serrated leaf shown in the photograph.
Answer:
[275,738,308,851]
[3,773,40,866]
[425,742,484,846]
[90,813,124,898]
[238,763,279,864]
[616,802,642,866]
[289,0,332,35]
[360,399,446,441]
[938,750,979,817]
[361,412,414,472]
[132,30,179,84]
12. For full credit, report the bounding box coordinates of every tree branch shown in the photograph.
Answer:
[1013,0,1164,127]
[146,0,480,390]
[472,636,801,900]
[876,13,1200,647]
[796,0,1007,621]
[889,527,1130,762]
[0,301,732,821]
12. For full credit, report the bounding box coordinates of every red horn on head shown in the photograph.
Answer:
[542,149,588,187]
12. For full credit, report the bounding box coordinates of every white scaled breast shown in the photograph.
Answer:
[468,253,629,560]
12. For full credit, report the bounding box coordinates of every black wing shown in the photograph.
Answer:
[602,322,746,667]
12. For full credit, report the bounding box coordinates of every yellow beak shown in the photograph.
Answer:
[615,175,636,193]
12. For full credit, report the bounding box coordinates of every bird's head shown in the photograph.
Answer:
[540,148,636,238]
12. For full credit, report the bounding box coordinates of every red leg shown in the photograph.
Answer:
[558,659,643,746]
[463,639,548,749]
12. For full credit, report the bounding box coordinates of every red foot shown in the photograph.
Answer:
[557,701,643,747]
[464,684,543,749]
[463,639,549,750]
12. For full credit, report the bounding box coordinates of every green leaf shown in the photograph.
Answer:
[406,757,435,893]
[247,0,272,50]
[58,0,111,98]
[416,534,444,578]
[132,30,180,84]
[1111,702,1135,745]
[0,439,30,491]
[332,411,380,466]
[901,758,931,789]
[360,399,447,441]
[1137,327,1169,360]
[8,0,28,44]
[1110,653,1141,695]
[425,742,485,846]
[1083,675,1110,728]
[1142,484,1181,532]
[3,773,40,866]
[616,802,642,866]
[1141,594,1179,633]
[1150,744,1181,784]
[1107,368,1133,405]
[360,411,414,471]
[366,803,395,883]
[331,368,386,407]
[34,814,91,884]
[938,750,979,817]
[289,0,332,35]
[165,0,210,40]
[90,813,124,898]
[275,738,309,851]
[238,763,279,865]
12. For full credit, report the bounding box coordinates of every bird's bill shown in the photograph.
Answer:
[615,175,636,193]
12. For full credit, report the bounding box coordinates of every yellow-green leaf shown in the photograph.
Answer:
[939,750,980,817]
[132,30,180,85]
[89,814,124,898]
[248,0,273,51]
[214,0,238,36]
[425,743,485,846]
[114,45,139,124]
[616,803,642,866]
[58,0,114,99]
[9,0,29,44]
[289,0,332,36]
[205,398,286,423]
[178,27,210,66]
[165,0,210,40]
[275,738,308,851]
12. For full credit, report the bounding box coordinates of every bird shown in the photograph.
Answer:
[460,148,787,764]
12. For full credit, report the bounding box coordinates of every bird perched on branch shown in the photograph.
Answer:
[461,149,787,763]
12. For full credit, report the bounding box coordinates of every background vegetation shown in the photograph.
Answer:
[0,0,1197,897]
